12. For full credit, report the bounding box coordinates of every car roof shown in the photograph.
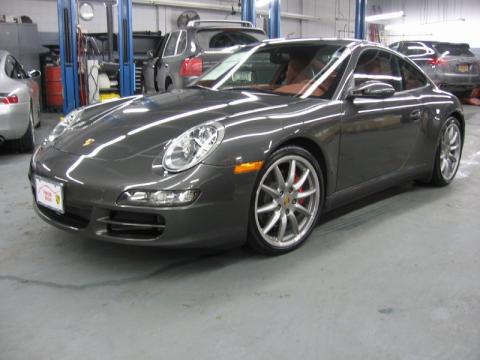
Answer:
[260,38,386,49]
[398,40,470,47]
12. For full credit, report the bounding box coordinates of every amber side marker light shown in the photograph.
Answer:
[234,161,264,174]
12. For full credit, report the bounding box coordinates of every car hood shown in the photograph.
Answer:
[53,88,307,161]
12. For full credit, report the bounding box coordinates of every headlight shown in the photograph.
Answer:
[117,189,200,207]
[47,108,84,142]
[162,122,224,172]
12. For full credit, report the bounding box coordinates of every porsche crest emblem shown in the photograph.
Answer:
[83,138,95,147]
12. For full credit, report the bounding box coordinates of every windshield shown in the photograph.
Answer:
[196,29,266,50]
[193,43,350,99]
[434,43,474,57]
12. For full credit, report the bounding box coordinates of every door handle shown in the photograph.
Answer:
[164,63,169,68]
[410,109,421,121]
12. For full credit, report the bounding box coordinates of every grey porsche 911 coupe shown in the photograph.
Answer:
[30,39,464,255]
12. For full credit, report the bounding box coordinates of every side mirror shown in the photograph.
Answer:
[146,49,154,59]
[348,81,395,99]
[29,69,41,78]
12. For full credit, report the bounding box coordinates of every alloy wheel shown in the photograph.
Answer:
[440,121,461,181]
[254,155,320,248]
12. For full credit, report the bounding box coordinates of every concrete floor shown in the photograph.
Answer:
[1,107,479,360]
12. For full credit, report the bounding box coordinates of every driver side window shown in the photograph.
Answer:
[354,49,402,91]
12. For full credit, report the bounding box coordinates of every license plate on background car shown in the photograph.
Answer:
[35,176,64,213]
[457,64,470,73]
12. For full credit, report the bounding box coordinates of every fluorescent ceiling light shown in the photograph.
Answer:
[385,18,465,31]
[256,0,272,8]
[366,11,404,22]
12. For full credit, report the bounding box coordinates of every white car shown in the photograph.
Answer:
[0,50,41,151]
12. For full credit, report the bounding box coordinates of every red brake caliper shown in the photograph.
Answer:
[294,175,305,205]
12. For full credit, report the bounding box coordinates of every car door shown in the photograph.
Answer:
[15,57,40,120]
[337,49,423,190]
[143,36,166,93]
[6,56,34,106]
[156,30,187,92]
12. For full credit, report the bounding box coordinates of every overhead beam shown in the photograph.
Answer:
[133,0,321,22]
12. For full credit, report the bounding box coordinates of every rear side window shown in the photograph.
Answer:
[403,42,435,57]
[400,60,428,90]
[389,42,400,51]
[163,31,180,57]
[5,56,16,78]
[434,43,474,57]
[177,31,187,54]
[196,29,266,50]
[354,49,403,91]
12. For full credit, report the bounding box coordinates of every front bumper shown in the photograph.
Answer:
[0,102,30,140]
[29,145,257,248]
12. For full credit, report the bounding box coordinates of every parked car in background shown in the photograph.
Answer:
[143,20,267,93]
[390,41,480,97]
[0,50,41,151]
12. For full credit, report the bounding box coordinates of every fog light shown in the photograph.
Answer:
[117,189,200,207]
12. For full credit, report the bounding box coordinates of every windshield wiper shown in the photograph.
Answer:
[187,84,212,90]
[221,87,279,95]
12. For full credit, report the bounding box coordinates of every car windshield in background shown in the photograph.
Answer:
[434,43,474,57]
[194,44,349,99]
[196,29,267,50]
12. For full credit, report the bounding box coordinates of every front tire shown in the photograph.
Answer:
[247,146,324,255]
[430,117,463,186]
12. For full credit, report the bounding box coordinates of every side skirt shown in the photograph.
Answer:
[324,166,432,213]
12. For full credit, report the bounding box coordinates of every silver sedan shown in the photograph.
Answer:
[0,50,41,151]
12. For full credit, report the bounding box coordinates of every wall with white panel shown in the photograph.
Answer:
[0,0,357,43]
[369,0,480,47]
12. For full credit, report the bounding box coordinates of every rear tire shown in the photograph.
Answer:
[247,146,324,255]
[430,117,463,186]
[12,104,35,152]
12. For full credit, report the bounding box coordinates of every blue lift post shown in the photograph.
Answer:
[241,0,256,26]
[354,0,366,39]
[57,0,135,113]
[117,0,135,97]
[57,0,80,114]
[268,0,281,39]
